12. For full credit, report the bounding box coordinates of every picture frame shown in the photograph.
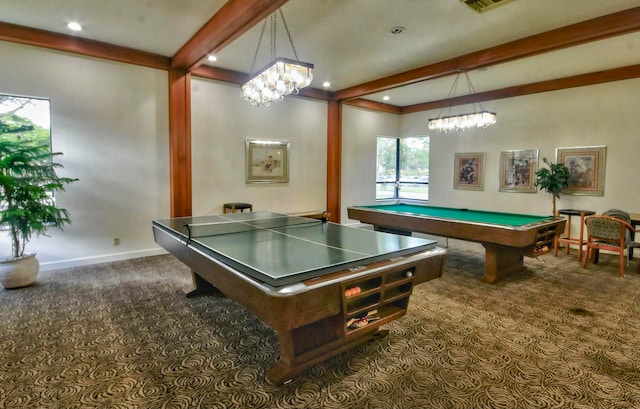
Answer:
[499,149,539,193]
[453,152,485,190]
[245,139,290,183]
[555,145,606,196]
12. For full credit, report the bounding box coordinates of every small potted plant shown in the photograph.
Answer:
[0,139,77,288]
[534,157,570,216]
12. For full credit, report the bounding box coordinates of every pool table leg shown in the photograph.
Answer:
[266,329,389,385]
[482,244,525,284]
[184,271,222,297]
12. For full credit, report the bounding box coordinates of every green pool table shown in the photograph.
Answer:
[348,203,566,283]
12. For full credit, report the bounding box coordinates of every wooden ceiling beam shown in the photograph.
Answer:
[2,5,637,114]
[191,65,249,84]
[401,64,640,114]
[0,21,170,70]
[171,0,289,71]
[343,99,403,114]
[334,6,640,101]
[297,87,333,102]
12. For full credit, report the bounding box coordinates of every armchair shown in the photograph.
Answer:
[582,215,640,277]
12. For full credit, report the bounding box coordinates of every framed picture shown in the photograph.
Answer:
[499,149,539,193]
[245,139,290,183]
[556,146,606,195]
[454,152,484,190]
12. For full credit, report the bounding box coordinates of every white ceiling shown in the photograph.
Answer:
[1,0,639,106]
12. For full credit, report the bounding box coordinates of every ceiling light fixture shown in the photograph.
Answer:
[241,8,313,107]
[428,69,496,133]
[67,22,83,31]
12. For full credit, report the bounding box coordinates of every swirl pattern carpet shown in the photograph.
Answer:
[1,239,639,409]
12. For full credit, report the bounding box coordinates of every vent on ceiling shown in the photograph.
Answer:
[461,0,513,13]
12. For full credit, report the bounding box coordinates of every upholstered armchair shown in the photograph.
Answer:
[583,215,640,277]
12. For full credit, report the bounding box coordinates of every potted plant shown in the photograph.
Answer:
[0,139,77,289]
[534,157,570,216]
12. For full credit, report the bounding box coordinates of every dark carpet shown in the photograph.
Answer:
[1,240,639,409]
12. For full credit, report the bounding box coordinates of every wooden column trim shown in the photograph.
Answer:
[168,69,192,217]
[326,100,342,223]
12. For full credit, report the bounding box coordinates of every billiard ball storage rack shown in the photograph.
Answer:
[341,265,415,336]
[531,224,563,257]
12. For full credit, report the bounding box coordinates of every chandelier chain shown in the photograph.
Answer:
[463,70,485,111]
[427,68,496,132]
[240,7,314,107]
[248,9,300,74]
[248,20,268,75]
[270,13,277,60]
[435,69,463,119]
[279,8,300,61]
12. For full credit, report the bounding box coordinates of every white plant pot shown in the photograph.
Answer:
[0,253,40,289]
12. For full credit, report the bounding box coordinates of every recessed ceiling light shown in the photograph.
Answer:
[207,55,217,62]
[389,26,405,35]
[383,96,390,101]
[67,22,83,32]
[322,81,331,88]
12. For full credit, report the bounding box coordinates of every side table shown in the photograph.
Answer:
[223,202,253,213]
[554,209,595,260]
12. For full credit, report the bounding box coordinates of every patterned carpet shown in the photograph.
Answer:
[1,239,639,409]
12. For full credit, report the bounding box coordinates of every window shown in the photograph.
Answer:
[0,94,53,210]
[376,136,429,201]
[0,94,51,150]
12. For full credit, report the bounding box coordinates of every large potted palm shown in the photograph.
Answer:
[534,157,570,216]
[0,139,77,289]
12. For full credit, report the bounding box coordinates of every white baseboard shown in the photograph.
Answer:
[39,248,169,272]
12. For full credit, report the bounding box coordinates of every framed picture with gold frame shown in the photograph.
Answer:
[453,152,484,190]
[499,149,538,193]
[245,139,290,183]
[556,146,606,196]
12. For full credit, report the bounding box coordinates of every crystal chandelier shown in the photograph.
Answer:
[428,70,496,132]
[241,9,313,107]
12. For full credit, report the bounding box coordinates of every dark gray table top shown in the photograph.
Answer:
[153,211,437,286]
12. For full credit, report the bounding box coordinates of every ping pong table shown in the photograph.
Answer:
[153,211,446,385]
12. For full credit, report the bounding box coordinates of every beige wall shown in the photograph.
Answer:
[190,79,327,216]
[1,39,638,270]
[343,78,640,243]
[0,41,328,271]
[400,78,640,216]
[341,107,400,222]
[0,41,170,270]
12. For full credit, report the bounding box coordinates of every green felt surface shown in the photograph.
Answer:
[362,203,551,227]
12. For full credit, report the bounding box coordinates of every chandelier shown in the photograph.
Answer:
[428,70,496,132]
[241,9,313,107]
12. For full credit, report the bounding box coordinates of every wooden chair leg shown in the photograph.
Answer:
[582,247,590,268]
[619,251,625,278]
